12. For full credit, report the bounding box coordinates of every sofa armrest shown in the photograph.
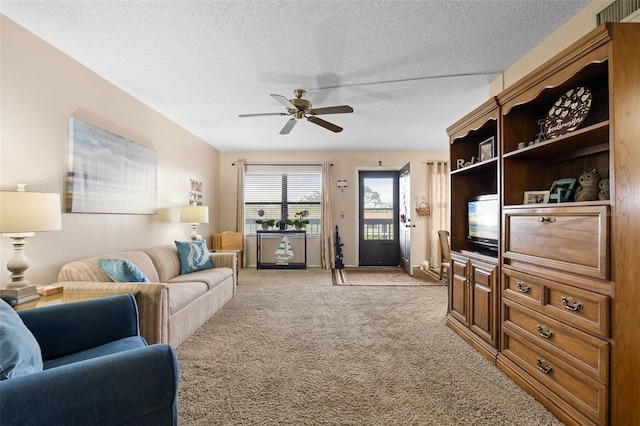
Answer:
[0,344,179,426]
[57,281,170,345]
[18,294,140,361]
[210,252,237,285]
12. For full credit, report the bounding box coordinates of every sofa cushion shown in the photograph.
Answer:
[59,251,160,283]
[175,240,213,274]
[0,300,43,380]
[43,336,147,370]
[168,267,233,290]
[166,282,209,314]
[143,245,181,282]
[99,258,149,283]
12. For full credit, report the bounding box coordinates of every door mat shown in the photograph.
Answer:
[332,267,445,286]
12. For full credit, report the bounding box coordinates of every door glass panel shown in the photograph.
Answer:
[363,177,394,240]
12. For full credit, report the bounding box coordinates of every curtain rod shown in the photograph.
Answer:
[231,162,333,166]
[423,160,448,165]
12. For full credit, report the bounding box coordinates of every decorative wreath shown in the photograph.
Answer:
[415,202,431,217]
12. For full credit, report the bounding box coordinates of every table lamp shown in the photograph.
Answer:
[1,185,62,304]
[180,205,209,241]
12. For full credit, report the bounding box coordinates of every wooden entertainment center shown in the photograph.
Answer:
[446,23,639,425]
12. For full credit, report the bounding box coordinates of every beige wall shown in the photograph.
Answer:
[219,151,447,268]
[1,16,220,285]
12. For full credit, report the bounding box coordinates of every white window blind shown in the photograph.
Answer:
[244,165,322,236]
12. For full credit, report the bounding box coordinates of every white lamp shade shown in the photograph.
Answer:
[0,191,62,233]
[180,205,209,224]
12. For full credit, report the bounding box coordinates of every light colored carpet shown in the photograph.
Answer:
[177,268,562,425]
[332,267,444,286]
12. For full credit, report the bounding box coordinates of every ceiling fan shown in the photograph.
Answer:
[239,89,353,134]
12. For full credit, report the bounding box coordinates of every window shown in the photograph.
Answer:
[244,166,322,236]
[362,176,395,240]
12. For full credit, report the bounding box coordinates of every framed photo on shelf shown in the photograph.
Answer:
[523,190,550,204]
[548,178,577,203]
[478,137,494,162]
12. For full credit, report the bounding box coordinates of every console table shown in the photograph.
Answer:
[256,230,307,269]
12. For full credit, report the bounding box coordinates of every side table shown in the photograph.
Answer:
[16,289,140,311]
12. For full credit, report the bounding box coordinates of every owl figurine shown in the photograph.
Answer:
[574,169,602,202]
[598,178,610,200]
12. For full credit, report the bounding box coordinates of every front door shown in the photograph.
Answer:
[358,170,399,266]
[399,163,412,274]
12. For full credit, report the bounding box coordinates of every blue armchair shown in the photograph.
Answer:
[0,294,179,426]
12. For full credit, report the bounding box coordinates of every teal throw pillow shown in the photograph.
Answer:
[99,258,149,283]
[0,299,44,380]
[175,240,213,274]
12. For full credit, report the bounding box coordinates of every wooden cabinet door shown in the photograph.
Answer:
[469,260,498,347]
[449,254,470,327]
[503,205,609,280]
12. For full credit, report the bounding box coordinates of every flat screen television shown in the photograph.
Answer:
[466,194,499,251]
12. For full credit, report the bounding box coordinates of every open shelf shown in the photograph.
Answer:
[451,157,498,176]
[503,199,610,209]
[503,121,609,161]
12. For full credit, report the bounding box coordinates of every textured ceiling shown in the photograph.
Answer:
[1,1,591,152]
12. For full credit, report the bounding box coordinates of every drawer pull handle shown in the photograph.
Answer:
[537,217,556,223]
[536,325,554,339]
[516,281,531,293]
[561,296,583,312]
[536,359,553,374]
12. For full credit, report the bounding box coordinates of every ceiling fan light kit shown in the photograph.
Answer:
[239,89,353,134]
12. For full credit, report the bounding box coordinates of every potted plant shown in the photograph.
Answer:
[276,218,293,230]
[255,209,275,230]
[292,211,310,230]
[255,218,275,230]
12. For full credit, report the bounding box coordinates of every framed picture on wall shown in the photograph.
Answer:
[478,137,494,162]
[67,117,158,214]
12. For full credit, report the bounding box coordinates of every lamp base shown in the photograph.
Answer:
[1,284,40,304]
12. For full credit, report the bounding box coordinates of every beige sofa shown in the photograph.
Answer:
[57,244,236,347]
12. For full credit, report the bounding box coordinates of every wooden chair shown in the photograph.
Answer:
[213,231,244,268]
[438,230,451,282]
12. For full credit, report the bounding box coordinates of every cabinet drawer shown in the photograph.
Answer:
[502,328,608,425]
[504,205,609,279]
[503,298,609,384]
[503,269,609,337]
[503,270,543,304]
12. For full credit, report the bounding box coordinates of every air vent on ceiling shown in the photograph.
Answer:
[596,0,640,24]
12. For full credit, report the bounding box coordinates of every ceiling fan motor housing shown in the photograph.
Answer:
[290,96,312,113]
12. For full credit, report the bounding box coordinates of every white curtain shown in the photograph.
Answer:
[235,159,246,266]
[235,159,246,232]
[320,162,335,269]
[428,161,450,270]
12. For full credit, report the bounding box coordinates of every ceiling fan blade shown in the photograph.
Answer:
[280,118,297,135]
[307,116,343,133]
[271,94,299,111]
[309,105,353,115]
[239,112,289,118]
